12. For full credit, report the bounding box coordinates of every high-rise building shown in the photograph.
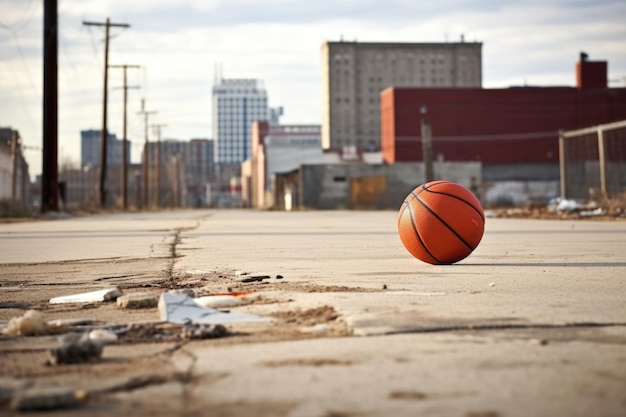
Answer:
[80,129,130,167]
[321,40,482,152]
[212,78,271,163]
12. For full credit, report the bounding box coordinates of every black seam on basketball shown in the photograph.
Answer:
[414,192,476,252]
[406,195,442,264]
[422,188,485,222]
[421,180,448,191]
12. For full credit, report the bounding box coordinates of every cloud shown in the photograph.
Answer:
[0,0,625,179]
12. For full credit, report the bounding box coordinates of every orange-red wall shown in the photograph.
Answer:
[381,86,626,164]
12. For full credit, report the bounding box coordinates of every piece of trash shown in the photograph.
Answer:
[47,332,107,366]
[47,318,98,328]
[158,293,272,324]
[181,323,229,340]
[88,329,118,345]
[11,387,88,412]
[489,282,496,287]
[194,295,244,309]
[555,198,580,212]
[49,288,121,304]
[299,324,330,334]
[580,207,606,217]
[240,275,271,283]
[0,302,30,309]
[2,310,49,336]
[276,274,284,280]
[116,293,158,309]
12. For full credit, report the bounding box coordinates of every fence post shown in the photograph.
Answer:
[558,130,566,198]
[597,126,607,198]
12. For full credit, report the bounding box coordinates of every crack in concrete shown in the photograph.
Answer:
[382,321,626,335]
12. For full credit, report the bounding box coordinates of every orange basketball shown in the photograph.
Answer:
[398,180,485,265]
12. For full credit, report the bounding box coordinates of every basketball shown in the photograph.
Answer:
[397,180,485,265]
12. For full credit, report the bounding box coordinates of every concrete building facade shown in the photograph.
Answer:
[321,40,482,153]
[380,55,626,204]
[80,129,129,168]
[274,162,481,210]
[0,127,30,205]
[242,122,324,208]
[212,78,270,164]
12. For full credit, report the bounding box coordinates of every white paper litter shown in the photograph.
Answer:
[49,288,121,304]
[158,292,272,324]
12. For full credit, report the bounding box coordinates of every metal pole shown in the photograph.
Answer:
[42,0,58,212]
[11,131,18,201]
[558,130,567,198]
[597,127,607,198]
[138,100,156,209]
[100,18,110,208]
[121,65,128,209]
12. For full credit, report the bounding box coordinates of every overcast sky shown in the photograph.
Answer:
[1,0,625,179]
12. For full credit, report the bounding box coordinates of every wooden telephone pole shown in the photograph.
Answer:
[110,64,140,210]
[138,100,157,209]
[83,18,130,208]
[42,0,58,212]
[151,123,166,208]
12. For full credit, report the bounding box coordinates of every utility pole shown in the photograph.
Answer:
[42,0,58,212]
[151,123,166,208]
[11,131,19,202]
[110,64,140,210]
[138,100,156,209]
[83,18,130,208]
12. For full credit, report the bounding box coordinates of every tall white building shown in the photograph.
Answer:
[321,40,483,152]
[212,78,270,163]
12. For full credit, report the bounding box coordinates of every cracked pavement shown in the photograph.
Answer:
[1,210,625,416]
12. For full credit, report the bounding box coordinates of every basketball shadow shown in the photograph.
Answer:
[460,262,626,268]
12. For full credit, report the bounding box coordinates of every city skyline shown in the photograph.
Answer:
[1,0,625,180]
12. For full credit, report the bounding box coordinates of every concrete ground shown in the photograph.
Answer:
[1,210,625,417]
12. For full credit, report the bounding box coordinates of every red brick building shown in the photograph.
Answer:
[381,56,626,164]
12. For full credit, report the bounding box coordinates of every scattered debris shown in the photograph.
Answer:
[88,329,118,345]
[240,275,271,283]
[194,295,244,308]
[489,282,496,287]
[181,323,229,340]
[47,318,99,328]
[10,387,88,412]
[579,207,606,217]
[116,293,158,309]
[49,288,121,304]
[553,198,580,213]
[2,310,49,336]
[158,292,273,324]
[0,302,30,309]
[47,330,117,366]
